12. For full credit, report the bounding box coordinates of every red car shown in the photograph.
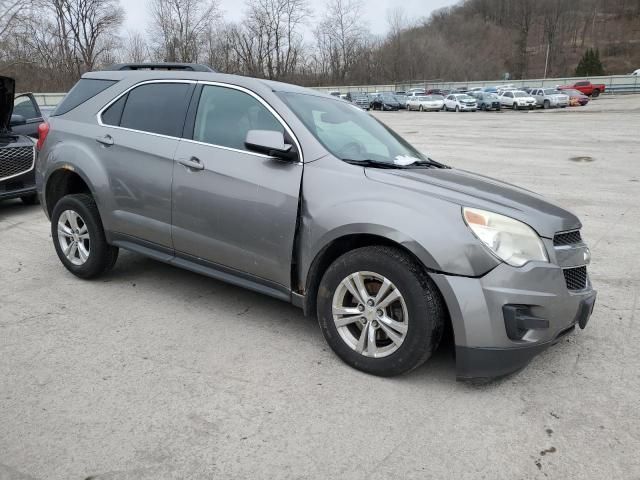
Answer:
[559,81,605,97]
[562,89,590,106]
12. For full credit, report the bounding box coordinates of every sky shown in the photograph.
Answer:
[122,0,458,38]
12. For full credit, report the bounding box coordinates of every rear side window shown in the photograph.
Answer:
[53,79,116,116]
[101,94,127,126]
[118,83,193,137]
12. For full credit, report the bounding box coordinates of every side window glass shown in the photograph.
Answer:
[101,94,127,126]
[193,85,283,152]
[13,96,39,120]
[119,83,192,137]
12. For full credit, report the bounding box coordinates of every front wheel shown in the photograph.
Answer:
[512,103,518,111]
[51,194,119,279]
[316,246,445,377]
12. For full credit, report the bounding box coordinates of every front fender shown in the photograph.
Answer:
[297,156,500,288]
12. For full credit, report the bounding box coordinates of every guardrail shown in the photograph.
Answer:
[314,75,640,95]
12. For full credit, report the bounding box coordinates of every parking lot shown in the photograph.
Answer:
[1,95,639,479]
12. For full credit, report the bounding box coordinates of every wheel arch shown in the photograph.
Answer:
[44,167,95,218]
[299,230,450,323]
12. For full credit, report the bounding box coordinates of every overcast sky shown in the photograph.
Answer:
[122,0,458,38]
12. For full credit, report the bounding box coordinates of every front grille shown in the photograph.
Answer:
[554,230,582,246]
[563,266,588,291]
[0,146,35,181]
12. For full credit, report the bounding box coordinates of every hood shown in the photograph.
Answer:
[365,168,581,238]
[0,76,16,132]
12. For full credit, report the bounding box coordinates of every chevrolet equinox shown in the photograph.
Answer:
[36,64,596,380]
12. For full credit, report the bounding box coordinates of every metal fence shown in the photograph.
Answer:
[313,75,640,95]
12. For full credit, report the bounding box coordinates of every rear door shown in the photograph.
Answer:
[96,81,195,248]
[12,94,43,138]
[171,83,303,288]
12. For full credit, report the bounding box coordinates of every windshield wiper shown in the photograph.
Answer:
[343,159,404,169]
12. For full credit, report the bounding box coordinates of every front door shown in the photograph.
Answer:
[171,84,303,288]
[96,81,195,248]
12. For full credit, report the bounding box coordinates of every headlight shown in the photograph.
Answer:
[463,207,548,267]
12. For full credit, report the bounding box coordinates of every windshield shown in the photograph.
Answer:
[279,92,427,164]
[514,91,527,97]
[459,95,475,101]
[544,89,560,95]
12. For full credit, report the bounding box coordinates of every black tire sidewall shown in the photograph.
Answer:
[317,247,442,377]
[51,194,114,279]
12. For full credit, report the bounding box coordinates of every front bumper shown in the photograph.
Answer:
[430,261,596,380]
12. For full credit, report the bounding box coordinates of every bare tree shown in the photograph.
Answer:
[122,30,150,63]
[149,0,220,62]
[314,0,368,82]
[0,0,30,39]
[45,0,124,75]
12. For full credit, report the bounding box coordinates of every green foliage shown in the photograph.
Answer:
[575,48,606,76]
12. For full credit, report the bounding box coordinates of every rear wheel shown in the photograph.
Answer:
[543,100,550,109]
[316,246,445,377]
[51,194,119,279]
[592,89,600,98]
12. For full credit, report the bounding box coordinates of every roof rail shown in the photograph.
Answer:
[104,63,215,73]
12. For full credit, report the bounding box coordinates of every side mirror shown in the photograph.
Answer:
[245,130,297,161]
[10,114,26,127]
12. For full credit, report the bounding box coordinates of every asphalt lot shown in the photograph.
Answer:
[1,95,639,480]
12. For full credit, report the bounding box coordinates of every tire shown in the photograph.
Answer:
[455,105,460,112]
[316,246,445,377]
[419,105,424,112]
[543,100,550,109]
[592,89,600,98]
[20,194,38,205]
[512,103,518,111]
[51,193,119,279]
[441,105,446,112]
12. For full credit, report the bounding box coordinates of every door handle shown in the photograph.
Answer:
[178,157,204,171]
[96,134,114,146]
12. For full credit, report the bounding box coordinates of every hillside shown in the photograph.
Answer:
[336,0,640,86]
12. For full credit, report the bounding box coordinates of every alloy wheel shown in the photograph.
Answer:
[332,271,409,358]
[57,210,91,266]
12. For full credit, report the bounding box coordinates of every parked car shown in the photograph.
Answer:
[406,88,425,95]
[631,69,640,76]
[36,62,596,380]
[0,76,40,205]
[407,95,444,112]
[483,87,499,93]
[370,93,401,111]
[558,81,605,97]
[529,88,569,109]
[474,92,501,111]
[562,89,590,106]
[444,94,477,112]
[499,90,536,110]
[394,93,408,109]
[329,91,341,97]
[426,88,445,96]
[352,93,370,111]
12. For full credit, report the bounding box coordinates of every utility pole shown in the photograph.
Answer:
[543,43,550,79]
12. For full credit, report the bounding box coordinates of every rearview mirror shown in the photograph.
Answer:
[10,114,26,127]
[245,130,297,161]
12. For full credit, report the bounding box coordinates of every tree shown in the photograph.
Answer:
[575,48,605,76]
[314,0,369,82]
[149,0,220,62]
[0,0,30,39]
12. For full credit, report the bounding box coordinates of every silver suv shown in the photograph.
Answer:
[36,64,596,380]
[530,88,569,109]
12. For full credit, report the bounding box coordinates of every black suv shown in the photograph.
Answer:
[1,76,42,204]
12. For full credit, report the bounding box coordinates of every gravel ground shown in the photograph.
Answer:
[1,94,639,480]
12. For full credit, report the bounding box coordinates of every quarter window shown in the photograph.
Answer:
[117,83,193,137]
[13,96,39,120]
[193,85,283,152]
